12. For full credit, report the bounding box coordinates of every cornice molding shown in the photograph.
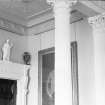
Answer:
[0,17,27,35]
[28,18,54,35]
[0,8,53,35]
[0,7,85,36]
[0,0,103,36]
[27,8,53,27]
[0,9,54,36]
[88,13,105,30]
[28,10,84,35]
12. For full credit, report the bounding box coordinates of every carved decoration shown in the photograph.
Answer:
[23,52,31,65]
[0,60,30,105]
[47,0,77,7]
[88,13,105,30]
[2,39,13,61]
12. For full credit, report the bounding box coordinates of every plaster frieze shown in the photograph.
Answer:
[88,13,105,30]
[0,18,27,35]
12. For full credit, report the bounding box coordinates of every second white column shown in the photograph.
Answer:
[47,1,76,105]
[89,13,105,105]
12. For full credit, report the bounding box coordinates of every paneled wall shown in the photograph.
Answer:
[0,18,95,105]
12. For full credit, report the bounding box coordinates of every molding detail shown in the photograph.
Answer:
[0,18,27,35]
[47,0,77,7]
[0,60,30,105]
[0,7,84,36]
[88,13,105,30]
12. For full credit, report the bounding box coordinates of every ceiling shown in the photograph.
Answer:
[0,0,52,26]
[0,0,50,19]
[0,0,104,28]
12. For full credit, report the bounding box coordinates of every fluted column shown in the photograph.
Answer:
[89,13,105,105]
[47,0,77,105]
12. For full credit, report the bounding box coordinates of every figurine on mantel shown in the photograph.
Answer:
[2,39,13,61]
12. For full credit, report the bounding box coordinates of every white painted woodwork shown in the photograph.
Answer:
[0,60,30,105]
[89,13,105,105]
[47,1,76,105]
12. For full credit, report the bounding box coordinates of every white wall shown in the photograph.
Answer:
[75,19,95,105]
[27,18,95,105]
[26,30,54,105]
[0,28,54,105]
[0,18,95,105]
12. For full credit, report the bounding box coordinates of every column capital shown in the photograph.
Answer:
[88,13,105,30]
[47,0,77,8]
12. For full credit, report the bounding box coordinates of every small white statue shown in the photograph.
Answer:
[2,39,13,61]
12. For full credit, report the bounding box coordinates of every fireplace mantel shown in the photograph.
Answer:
[0,60,30,105]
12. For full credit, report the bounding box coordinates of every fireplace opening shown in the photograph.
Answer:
[0,79,17,105]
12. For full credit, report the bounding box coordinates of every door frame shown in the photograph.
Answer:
[38,47,54,105]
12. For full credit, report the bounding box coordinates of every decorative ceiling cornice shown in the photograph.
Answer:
[27,8,53,27]
[0,17,27,35]
[0,8,53,35]
[0,8,85,36]
[28,10,85,35]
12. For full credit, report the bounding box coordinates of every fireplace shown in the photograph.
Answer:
[0,61,30,105]
[0,79,17,105]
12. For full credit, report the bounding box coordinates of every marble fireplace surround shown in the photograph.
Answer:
[0,60,30,105]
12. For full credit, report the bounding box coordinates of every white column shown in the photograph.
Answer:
[47,0,77,105]
[89,13,105,105]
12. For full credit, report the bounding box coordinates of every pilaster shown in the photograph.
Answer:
[46,1,77,105]
[88,13,105,105]
[47,0,77,7]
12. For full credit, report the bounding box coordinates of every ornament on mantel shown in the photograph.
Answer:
[23,52,31,65]
[1,39,13,61]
